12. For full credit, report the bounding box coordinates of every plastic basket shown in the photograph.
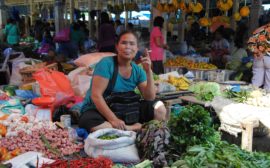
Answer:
[164,66,184,74]
[20,63,58,83]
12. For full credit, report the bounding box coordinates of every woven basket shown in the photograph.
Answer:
[20,63,58,83]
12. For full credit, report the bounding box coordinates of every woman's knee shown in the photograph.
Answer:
[153,101,167,121]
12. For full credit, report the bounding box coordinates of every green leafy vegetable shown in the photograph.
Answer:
[224,88,250,103]
[189,82,221,101]
[98,134,120,140]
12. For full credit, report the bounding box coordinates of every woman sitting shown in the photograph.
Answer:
[79,31,167,132]
[226,38,248,70]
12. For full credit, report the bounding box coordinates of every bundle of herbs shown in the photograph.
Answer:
[178,141,270,168]
[224,88,250,103]
[168,105,218,162]
[136,120,170,168]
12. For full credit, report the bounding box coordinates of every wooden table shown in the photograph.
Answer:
[179,95,259,152]
[179,95,206,106]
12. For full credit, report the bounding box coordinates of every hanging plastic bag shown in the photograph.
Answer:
[53,28,70,43]
[33,68,75,114]
[33,68,74,98]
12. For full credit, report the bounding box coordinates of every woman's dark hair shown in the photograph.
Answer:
[100,12,110,24]
[116,30,138,44]
[7,18,14,24]
[72,22,80,31]
[153,16,164,28]
[234,37,244,48]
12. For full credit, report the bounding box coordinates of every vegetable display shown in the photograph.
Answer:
[0,128,83,159]
[136,120,170,168]
[179,141,270,168]
[224,88,250,103]
[41,156,113,168]
[245,89,270,107]
[168,105,218,161]
[189,82,221,101]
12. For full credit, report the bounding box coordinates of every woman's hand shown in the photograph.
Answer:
[109,118,126,130]
[141,48,152,73]
[163,44,169,50]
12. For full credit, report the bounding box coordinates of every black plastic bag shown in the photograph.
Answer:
[53,105,79,124]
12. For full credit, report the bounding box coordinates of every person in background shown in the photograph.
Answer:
[210,28,230,69]
[115,20,125,36]
[4,18,20,46]
[79,31,167,132]
[150,16,169,75]
[225,22,248,70]
[33,20,44,42]
[226,38,248,70]
[58,22,85,59]
[98,12,116,52]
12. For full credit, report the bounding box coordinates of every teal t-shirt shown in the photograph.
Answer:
[81,56,147,113]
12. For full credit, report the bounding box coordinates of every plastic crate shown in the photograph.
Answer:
[164,66,184,74]
[207,70,235,82]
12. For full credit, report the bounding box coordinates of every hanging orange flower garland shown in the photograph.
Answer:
[216,0,233,11]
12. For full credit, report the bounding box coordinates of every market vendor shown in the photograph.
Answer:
[210,28,230,69]
[225,38,248,70]
[79,30,167,132]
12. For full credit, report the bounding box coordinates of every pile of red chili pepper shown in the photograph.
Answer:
[41,156,113,168]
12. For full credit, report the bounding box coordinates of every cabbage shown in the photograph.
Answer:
[189,82,221,101]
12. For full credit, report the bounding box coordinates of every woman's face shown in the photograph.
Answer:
[116,33,138,60]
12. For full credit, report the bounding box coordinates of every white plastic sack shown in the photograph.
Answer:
[84,128,140,163]
[68,67,92,97]
[209,96,270,136]
[9,58,41,85]
[25,104,51,121]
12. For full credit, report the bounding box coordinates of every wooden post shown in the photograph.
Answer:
[178,12,186,43]
[25,15,30,36]
[124,0,128,29]
[96,0,100,40]
[54,0,65,33]
[231,0,239,31]
[0,0,7,26]
[205,0,210,35]
[241,118,259,152]
[70,0,74,24]
[88,0,93,38]
[249,0,262,35]
[29,0,34,25]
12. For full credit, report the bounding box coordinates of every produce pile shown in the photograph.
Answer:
[179,140,270,168]
[167,76,191,91]
[135,104,270,168]
[189,82,221,101]
[41,156,113,168]
[164,57,217,70]
[245,89,270,107]
[0,114,56,137]
[224,87,250,103]
[136,121,170,168]
[0,128,83,160]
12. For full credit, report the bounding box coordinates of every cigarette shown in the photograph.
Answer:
[147,50,152,53]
